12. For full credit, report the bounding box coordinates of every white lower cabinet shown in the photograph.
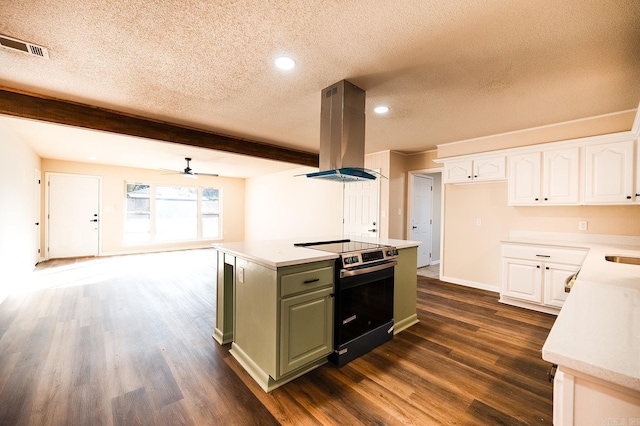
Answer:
[553,366,640,425]
[500,243,587,313]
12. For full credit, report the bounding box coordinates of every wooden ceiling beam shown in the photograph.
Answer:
[0,87,319,168]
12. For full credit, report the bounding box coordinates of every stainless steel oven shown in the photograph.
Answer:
[294,240,398,366]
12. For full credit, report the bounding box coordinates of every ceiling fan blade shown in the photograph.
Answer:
[193,172,219,177]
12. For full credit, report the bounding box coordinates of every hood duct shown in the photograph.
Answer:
[304,80,383,182]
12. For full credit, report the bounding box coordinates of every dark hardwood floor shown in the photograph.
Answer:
[0,249,556,425]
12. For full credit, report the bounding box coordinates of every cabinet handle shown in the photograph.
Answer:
[535,254,551,258]
[536,265,541,269]
[545,266,549,270]
[636,194,640,197]
[544,198,548,201]
[474,175,478,178]
[549,364,557,383]
[303,278,320,284]
[534,198,539,201]
[627,196,632,200]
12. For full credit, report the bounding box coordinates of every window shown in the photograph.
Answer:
[156,186,198,241]
[125,184,150,243]
[124,183,221,244]
[202,188,220,239]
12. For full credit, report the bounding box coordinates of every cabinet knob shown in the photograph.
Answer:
[467,176,471,179]
[544,198,548,201]
[534,198,539,201]
[536,265,541,269]
[474,175,478,178]
[545,266,549,270]
[627,196,632,200]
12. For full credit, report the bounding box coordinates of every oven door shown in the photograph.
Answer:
[333,261,395,365]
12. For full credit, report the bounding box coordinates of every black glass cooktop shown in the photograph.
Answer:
[294,239,388,254]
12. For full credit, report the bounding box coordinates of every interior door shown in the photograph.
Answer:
[410,175,432,267]
[343,177,380,239]
[48,173,100,258]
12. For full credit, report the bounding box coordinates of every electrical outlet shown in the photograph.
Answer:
[579,221,587,231]
[476,218,482,226]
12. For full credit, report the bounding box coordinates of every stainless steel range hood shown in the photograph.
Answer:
[304,80,383,182]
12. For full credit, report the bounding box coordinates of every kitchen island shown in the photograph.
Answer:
[530,234,640,425]
[212,238,419,391]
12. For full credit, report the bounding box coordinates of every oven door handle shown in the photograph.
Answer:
[340,260,397,278]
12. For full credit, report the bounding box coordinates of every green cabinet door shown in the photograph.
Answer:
[279,286,333,376]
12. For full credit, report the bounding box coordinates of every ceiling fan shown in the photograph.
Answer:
[162,157,218,177]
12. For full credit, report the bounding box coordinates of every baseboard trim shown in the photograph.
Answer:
[394,314,419,335]
[439,276,500,293]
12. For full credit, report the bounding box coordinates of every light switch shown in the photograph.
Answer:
[237,266,244,283]
[579,221,587,231]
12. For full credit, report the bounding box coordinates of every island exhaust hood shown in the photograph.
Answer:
[304,80,384,182]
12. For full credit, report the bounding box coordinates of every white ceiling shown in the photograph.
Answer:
[1,0,639,177]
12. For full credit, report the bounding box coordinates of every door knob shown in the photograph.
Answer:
[35,222,39,226]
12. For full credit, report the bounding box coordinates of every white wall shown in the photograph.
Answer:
[244,167,343,241]
[0,121,41,303]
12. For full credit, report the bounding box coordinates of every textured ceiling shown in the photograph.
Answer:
[1,0,639,176]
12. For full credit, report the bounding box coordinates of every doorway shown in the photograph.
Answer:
[46,173,101,259]
[408,171,442,269]
[343,176,380,239]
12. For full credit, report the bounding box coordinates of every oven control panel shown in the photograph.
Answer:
[339,247,398,269]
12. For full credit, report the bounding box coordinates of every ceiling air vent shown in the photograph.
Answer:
[0,34,49,59]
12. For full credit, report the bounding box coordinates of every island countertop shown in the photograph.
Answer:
[213,237,420,269]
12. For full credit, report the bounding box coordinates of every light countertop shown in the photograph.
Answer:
[517,235,640,392]
[213,237,420,269]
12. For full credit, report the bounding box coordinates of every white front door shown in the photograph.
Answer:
[48,173,100,259]
[410,175,433,267]
[343,177,380,240]
[34,169,41,264]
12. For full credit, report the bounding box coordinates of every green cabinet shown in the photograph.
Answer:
[229,258,334,392]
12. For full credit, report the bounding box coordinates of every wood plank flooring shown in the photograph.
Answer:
[0,249,556,425]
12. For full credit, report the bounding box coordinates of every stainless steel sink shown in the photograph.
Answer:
[604,255,640,265]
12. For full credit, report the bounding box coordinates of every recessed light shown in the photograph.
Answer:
[88,156,97,161]
[274,56,296,70]
[374,106,389,114]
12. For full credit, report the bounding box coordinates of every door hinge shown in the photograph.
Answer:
[429,253,432,258]
[430,219,433,225]
[38,248,40,254]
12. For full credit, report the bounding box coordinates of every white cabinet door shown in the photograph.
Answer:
[473,156,506,181]
[543,262,579,308]
[444,160,473,183]
[508,153,541,205]
[543,147,580,205]
[585,140,634,204]
[502,258,542,303]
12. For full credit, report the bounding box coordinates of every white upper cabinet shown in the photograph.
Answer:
[509,148,580,205]
[444,156,505,183]
[585,140,635,204]
[508,153,541,205]
[443,159,473,183]
[542,147,580,204]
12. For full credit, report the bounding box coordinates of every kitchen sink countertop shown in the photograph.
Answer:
[528,234,640,393]
[213,237,420,269]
